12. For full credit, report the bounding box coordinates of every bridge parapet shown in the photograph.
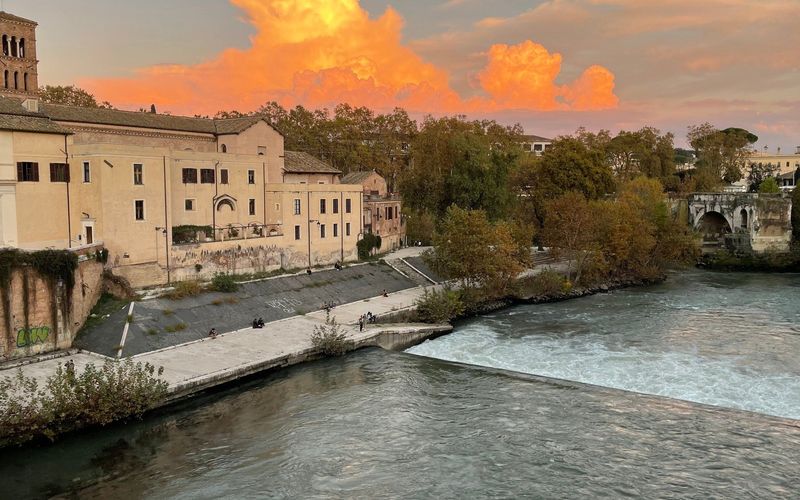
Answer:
[687,193,792,253]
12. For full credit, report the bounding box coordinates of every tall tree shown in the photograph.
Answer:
[688,124,757,185]
[38,85,114,108]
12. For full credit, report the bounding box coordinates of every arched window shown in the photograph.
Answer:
[19,38,24,58]
[216,199,235,212]
[740,209,748,229]
[13,71,18,90]
[3,70,7,89]
[2,35,7,57]
[23,73,27,91]
[10,36,16,57]
[220,144,227,153]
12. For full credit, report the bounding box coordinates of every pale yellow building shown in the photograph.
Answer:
[341,170,406,252]
[0,11,366,287]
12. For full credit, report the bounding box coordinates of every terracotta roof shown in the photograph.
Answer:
[0,97,69,134]
[42,103,217,134]
[340,171,376,184]
[283,151,340,174]
[214,116,264,135]
[522,134,551,142]
[0,11,37,25]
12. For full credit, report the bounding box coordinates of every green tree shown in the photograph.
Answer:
[38,85,115,108]
[758,177,780,194]
[430,206,524,296]
[747,162,780,192]
[792,186,800,244]
[688,124,757,185]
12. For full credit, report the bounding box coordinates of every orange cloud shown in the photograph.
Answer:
[83,0,618,115]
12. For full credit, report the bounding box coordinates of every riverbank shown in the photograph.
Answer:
[699,250,800,272]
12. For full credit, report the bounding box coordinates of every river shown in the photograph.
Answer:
[2,270,799,498]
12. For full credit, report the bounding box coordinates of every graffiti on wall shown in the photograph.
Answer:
[16,326,51,348]
[266,297,302,313]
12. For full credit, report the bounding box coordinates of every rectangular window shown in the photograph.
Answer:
[249,199,256,216]
[83,161,91,183]
[49,163,70,183]
[200,168,215,184]
[185,199,194,211]
[320,199,326,214]
[320,224,326,238]
[395,206,399,219]
[294,225,301,240]
[333,198,339,214]
[182,168,197,184]
[220,169,229,185]
[385,207,392,220]
[293,199,301,215]
[345,198,352,213]
[333,223,338,237]
[133,163,143,185]
[17,162,39,182]
[248,170,255,184]
[346,222,351,236]
[134,200,145,221]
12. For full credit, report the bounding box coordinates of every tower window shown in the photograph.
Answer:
[13,71,18,90]
[19,38,24,58]
[3,70,7,89]
[23,73,27,91]
[1,35,7,57]
[10,36,16,57]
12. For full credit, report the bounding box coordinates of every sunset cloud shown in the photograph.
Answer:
[83,0,618,116]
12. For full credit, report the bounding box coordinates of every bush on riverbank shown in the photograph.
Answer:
[415,288,465,323]
[0,360,169,448]
[515,270,572,299]
[211,273,239,293]
[700,250,800,272]
[311,312,351,356]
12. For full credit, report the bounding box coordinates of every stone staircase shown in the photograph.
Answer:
[386,258,437,287]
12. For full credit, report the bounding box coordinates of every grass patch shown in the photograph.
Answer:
[146,328,159,336]
[162,308,174,316]
[126,314,134,324]
[165,281,203,300]
[164,323,188,333]
[224,297,239,304]
[211,298,224,306]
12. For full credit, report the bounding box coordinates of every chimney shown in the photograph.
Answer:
[150,104,157,114]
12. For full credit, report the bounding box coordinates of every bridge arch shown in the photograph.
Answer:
[695,211,732,247]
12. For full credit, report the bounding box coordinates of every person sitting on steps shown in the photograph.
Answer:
[208,328,218,339]
[257,317,265,328]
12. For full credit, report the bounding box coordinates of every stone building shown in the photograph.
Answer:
[0,11,367,287]
[341,170,405,252]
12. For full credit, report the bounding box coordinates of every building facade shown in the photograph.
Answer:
[0,11,367,287]
[341,170,405,252]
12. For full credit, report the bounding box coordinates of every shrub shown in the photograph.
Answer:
[310,312,350,356]
[172,225,212,245]
[166,280,203,300]
[357,233,382,260]
[415,288,465,324]
[211,273,239,293]
[165,322,188,333]
[162,308,174,316]
[126,314,134,324]
[146,328,159,336]
[0,360,168,447]
[517,270,570,298]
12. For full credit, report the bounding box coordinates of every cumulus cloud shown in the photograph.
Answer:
[83,0,617,115]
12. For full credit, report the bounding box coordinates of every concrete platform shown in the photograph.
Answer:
[0,284,449,407]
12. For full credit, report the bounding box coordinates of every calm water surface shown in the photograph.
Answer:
[2,270,798,499]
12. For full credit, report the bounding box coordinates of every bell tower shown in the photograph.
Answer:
[0,11,38,99]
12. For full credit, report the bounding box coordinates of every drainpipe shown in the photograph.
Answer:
[307,190,311,268]
[64,134,72,248]
[340,191,344,263]
[262,161,267,232]
[162,156,171,284]
[213,160,219,240]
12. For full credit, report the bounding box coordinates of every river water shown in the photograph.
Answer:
[2,270,799,498]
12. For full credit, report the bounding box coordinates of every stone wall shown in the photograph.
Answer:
[0,251,104,361]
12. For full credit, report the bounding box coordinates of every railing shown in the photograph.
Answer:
[172,224,282,246]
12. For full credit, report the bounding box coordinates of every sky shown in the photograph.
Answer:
[8,0,800,151]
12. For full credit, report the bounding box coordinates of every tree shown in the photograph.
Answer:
[430,206,524,296]
[688,124,757,185]
[38,85,114,108]
[540,192,600,285]
[747,162,780,192]
[792,187,800,244]
[758,177,780,194]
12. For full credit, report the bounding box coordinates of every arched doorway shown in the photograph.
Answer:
[696,211,732,248]
[215,196,238,231]
[739,208,748,230]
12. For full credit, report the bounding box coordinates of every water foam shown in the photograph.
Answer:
[407,324,800,419]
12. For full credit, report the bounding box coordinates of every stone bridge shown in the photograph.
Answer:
[688,193,793,253]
